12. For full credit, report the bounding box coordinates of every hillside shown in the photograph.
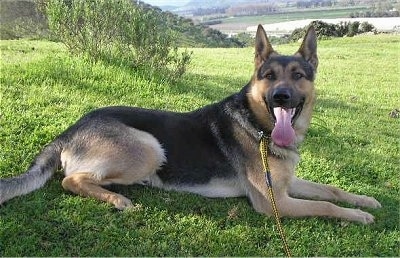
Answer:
[0,0,243,47]
[139,2,244,47]
[173,0,265,12]
[0,0,48,39]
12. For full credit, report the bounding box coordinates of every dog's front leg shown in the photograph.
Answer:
[245,156,294,216]
[288,177,381,208]
[245,157,377,224]
[277,197,376,224]
[246,174,377,224]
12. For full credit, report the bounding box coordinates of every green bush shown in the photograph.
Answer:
[347,21,360,37]
[360,21,376,33]
[45,0,191,83]
[290,20,376,41]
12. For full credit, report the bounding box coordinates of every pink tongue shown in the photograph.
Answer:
[271,107,296,147]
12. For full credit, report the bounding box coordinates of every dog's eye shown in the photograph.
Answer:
[265,72,276,80]
[293,72,304,80]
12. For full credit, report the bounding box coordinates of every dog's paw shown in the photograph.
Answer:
[111,194,133,210]
[355,195,382,209]
[352,209,376,224]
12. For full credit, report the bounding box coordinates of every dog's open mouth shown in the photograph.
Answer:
[269,102,303,147]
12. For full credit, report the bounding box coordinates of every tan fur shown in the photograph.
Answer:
[247,80,274,130]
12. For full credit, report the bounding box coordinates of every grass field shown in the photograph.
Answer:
[210,7,368,32]
[224,7,367,24]
[0,34,399,256]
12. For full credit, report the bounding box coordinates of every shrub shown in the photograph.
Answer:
[310,20,339,38]
[290,20,376,41]
[45,0,191,83]
[291,20,338,42]
[360,22,376,33]
[347,21,360,37]
[232,32,254,47]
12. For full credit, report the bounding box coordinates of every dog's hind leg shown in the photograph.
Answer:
[60,126,166,209]
[62,172,133,209]
[288,177,381,208]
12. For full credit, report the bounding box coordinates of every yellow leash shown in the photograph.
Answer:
[259,132,292,257]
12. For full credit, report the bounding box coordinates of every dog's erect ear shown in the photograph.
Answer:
[255,24,276,67]
[296,26,318,71]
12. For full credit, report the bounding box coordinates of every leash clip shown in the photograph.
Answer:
[258,130,268,142]
[258,131,263,141]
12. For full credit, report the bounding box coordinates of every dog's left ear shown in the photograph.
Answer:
[296,26,318,71]
[254,24,276,67]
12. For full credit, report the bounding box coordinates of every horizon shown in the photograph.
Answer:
[142,0,191,7]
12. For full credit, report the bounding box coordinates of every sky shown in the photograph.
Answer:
[142,0,191,7]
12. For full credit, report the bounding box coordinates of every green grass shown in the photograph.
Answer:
[1,34,399,256]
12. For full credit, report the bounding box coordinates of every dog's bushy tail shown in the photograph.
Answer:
[0,138,64,204]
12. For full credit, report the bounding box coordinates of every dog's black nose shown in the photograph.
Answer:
[272,88,292,104]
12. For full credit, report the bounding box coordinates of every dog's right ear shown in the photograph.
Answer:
[254,24,276,67]
[296,26,318,71]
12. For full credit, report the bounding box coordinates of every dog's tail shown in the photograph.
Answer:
[0,137,64,205]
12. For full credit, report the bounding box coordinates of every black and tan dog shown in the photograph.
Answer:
[0,25,381,223]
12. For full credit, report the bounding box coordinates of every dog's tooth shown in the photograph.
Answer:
[290,108,296,117]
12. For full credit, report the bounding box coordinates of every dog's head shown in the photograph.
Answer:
[247,25,318,147]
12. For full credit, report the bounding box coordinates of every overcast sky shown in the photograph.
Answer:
[142,0,191,7]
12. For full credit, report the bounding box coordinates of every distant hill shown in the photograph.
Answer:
[157,5,179,11]
[138,1,244,47]
[175,0,265,11]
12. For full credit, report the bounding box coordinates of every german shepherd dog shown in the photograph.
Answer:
[0,25,381,224]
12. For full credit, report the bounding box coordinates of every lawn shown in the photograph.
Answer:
[0,34,399,256]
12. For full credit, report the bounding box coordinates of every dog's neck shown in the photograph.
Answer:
[222,84,269,141]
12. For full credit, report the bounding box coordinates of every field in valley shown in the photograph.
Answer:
[209,7,400,34]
